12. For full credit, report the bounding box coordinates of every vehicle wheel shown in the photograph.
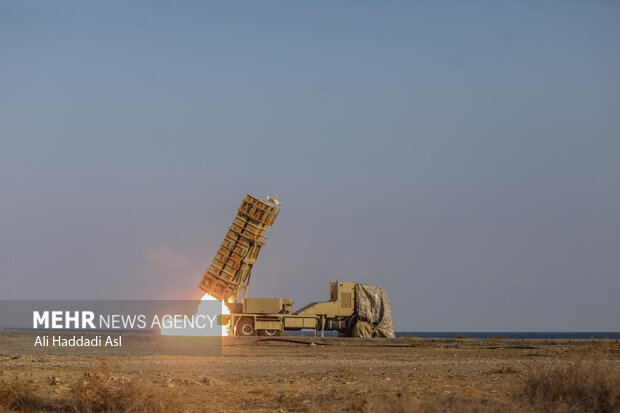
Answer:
[237,318,256,336]
[259,329,281,337]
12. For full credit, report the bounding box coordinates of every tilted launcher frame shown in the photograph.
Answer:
[198,194,394,337]
[199,194,280,304]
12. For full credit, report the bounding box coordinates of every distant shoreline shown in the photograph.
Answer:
[281,330,620,339]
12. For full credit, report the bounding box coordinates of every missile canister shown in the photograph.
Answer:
[199,195,279,302]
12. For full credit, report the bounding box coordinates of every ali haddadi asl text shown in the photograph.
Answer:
[34,335,122,347]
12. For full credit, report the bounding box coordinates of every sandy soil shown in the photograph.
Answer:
[1,334,619,412]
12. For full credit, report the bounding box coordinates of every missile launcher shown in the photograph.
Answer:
[198,194,279,303]
[198,194,394,337]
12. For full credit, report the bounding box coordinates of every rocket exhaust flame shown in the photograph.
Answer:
[160,293,231,336]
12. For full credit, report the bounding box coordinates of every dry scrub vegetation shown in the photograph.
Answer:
[347,357,620,413]
[2,358,619,412]
[0,362,184,412]
[1,341,619,413]
[519,359,620,413]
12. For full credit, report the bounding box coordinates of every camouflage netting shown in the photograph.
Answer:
[352,284,395,338]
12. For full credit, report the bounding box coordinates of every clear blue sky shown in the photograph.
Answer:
[1,1,619,331]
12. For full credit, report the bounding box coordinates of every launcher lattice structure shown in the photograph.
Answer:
[199,195,279,303]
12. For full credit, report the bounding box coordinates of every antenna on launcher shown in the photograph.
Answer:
[266,195,282,206]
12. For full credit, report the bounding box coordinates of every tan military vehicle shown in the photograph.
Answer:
[199,195,394,338]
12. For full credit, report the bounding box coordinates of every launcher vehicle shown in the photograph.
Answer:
[198,195,393,338]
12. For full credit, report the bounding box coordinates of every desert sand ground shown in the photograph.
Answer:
[1,332,619,412]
